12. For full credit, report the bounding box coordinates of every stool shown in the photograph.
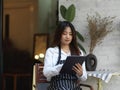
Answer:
[2,73,31,90]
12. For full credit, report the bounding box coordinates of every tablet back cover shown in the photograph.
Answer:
[60,56,86,75]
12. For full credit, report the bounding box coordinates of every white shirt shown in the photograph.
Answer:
[43,46,87,81]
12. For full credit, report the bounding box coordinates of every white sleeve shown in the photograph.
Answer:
[43,48,63,81]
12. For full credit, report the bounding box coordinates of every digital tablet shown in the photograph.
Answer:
[60,55,86,75]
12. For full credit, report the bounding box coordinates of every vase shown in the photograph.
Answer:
[85,53,97,71]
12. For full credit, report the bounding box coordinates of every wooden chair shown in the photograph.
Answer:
[34,63,94,90]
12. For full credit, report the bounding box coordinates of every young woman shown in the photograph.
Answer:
[43,21,87,90]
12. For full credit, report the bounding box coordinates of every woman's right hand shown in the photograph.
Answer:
[72,63,83,77]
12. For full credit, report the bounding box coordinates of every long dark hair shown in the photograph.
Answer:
[51,21,81,55]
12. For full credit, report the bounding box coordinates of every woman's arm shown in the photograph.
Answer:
[73,50,87,81]
[78,62,87,81]
[43,48,63,81]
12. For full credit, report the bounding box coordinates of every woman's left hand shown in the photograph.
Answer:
[72,63,83,77]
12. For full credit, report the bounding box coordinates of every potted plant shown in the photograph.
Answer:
[86,13,115,71]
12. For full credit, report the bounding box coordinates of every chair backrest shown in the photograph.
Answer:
[35,63,48,83]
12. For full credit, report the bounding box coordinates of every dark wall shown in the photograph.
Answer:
[0,0,3,89]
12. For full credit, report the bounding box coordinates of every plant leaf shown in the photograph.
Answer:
[60,5,67,19]
[76,31,84,42]
[65,4,75,22]
[78,43,86,54]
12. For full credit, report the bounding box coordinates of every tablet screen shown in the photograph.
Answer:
[60,55,86,75]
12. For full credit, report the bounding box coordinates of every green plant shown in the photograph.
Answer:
[60,4,86,53]
[60,4,75,22]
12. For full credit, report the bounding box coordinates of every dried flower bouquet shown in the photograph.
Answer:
[87,13,115,53]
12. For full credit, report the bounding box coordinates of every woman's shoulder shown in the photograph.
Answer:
[46,46,59,53]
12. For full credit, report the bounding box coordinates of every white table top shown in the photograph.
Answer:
[87,70,120,83]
